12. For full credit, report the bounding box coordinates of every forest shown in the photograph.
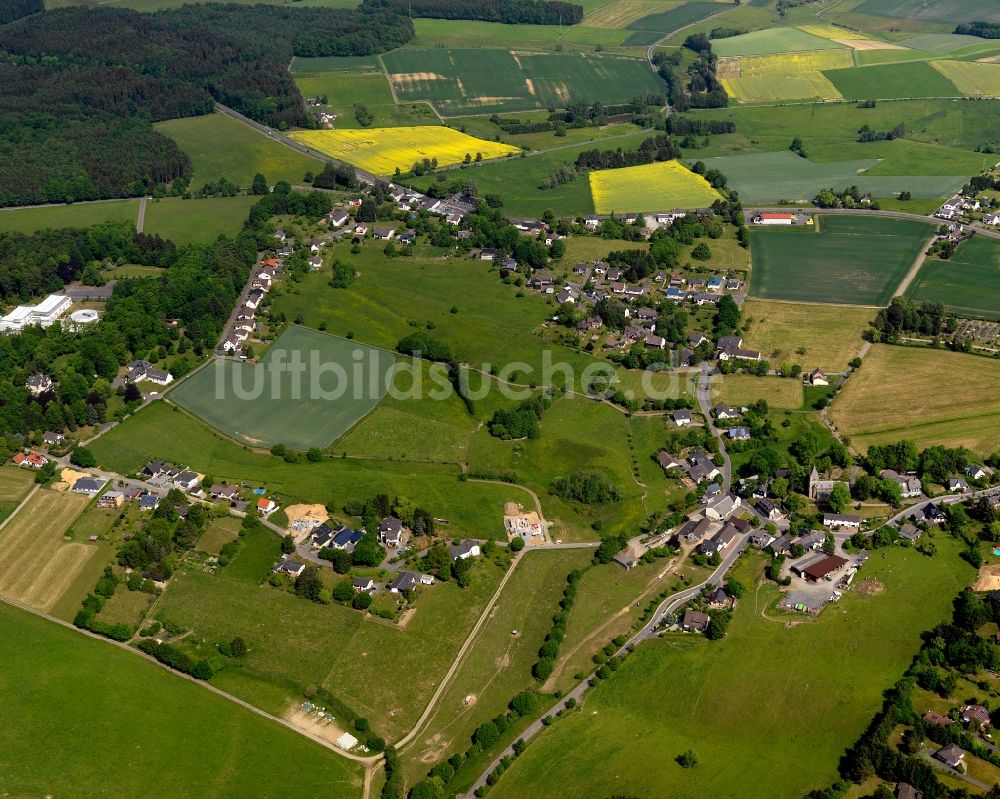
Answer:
[0,0,42,25]
[0,4,412,206]
[360,0,583,25]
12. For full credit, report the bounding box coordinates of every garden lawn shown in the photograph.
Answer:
[741,299,873,372]
[142,195,258,245]
[748,215,934,305]
[88,402,521,539]
[489,540,973,799]
[289,127,520,175]
[0,200,138,234]
[829,344,1000,455]
[905,236,1000,320]
[169,326,394,450]
[823,61,962,100]
[589,160,722,214]
[154,114,322,188]
[0,603,363,799]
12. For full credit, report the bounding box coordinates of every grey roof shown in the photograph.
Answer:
[72,477,104,493]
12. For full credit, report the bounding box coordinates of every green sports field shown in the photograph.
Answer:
[170,326,394,450]
[906,236,1000,320]
[749,215,934,305]
[699,151,967,203]
[0,199,139,234]
[823,61,961,100]
[154,114,322,188]
[381,48,665,115]
[0,603,361,799]
[712,27,847,57]
[489,541,973,799]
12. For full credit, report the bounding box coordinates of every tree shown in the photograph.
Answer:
[509,537,525,552]
[509,691,539,717]
[70,446,96,468]
[691,242,711,260]
[230,636,247,657]
[473,720,500,748]
[676,750,698,768]
[332,579,355,602]
[295,566,324,603]
[353,591,373,610]
[828,482,851,513]
[281,534,296,554]
[251,173,269,195]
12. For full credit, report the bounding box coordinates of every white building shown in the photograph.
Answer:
[0,294,72,333]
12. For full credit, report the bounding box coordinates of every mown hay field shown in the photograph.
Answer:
[906,236,1000,320]
[381,48,665,115]
[0,489,97,613]
[797,23,868,40]
[749,215,934,306]
[716,374,804,409]
[742,299,873,373]
[290,126,520,174]
[589,160,722,213]
[830,345,1000,455]
[931,60,1000,96]
[713,27,848,57]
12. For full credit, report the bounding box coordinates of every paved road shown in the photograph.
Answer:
[696,362,732,494]
[214,251,264,357]
[745,206,1000,241]
[136,196,148,233]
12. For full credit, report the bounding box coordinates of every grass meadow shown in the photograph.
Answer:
[381,48,664,115]
[290,127,520,175]
[851,0,1000,26]
[0,603,363,799]
[830,344,1000,455]
[154,114,322,188]
[712,27,848,56]
[748,216,934,305]
[170,327,394,450]
[742,299,873,372]
[715,374,804,409]
[930,60,1000,97]
[823,61,961,100]
[589,160,722,213]
[489,540,973,799]
[906,236,1000,320]
[0,199,139,234]
[290,55,379,73]
[622,2,726,46]
[142,195,258,245]
[294,71,439,129]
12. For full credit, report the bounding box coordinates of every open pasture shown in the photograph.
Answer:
[0,199,138,235]
[142,195,258,245]
[381,48,665,115]
[290,126,519,175]
[823,61,961,100]
[489,542,972,799]
[154,114,321,188]
[900,33,988,53]
[716,374,803,409]
[830,344,1000,454]
[0,603,362,799]
[742,299,873,373]
[589,160,722,213]
[290,55,379,73]
[0,489,97,613]
[294,71,438,130]
[410,18,564,46]
[169,326,394,450]
[712,27,848,56]
[906,236,1000,320]
[749,215,933,306]
[853,0,1000,25]
[931,60,1000,96]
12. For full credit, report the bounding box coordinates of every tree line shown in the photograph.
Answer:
[0,0,42,25]
[361,0,583,25]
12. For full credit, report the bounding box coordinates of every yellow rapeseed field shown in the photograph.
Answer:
[735,49,854,77]
[289,127,520,175]
[589,160,722,214]
[798,24,868,40]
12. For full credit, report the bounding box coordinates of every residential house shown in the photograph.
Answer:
[354,224,369,236]
[138,493,160,511]
[915,503,946,525]
[687,332,708,348]
[644,333,666,350]
[727,426,751,441]
[327,210,350,228]
[947,477,970,493]
[749,530,774,549]
[881,469,922,498]
[934,743,966,770]
[798,531,826,551]
[389,571,426,593]
[126,359,173,385]
[584,216,600,232]
[25,373,54,395]
[673,409,693,427]
[613,539,647,570]
[922,710,953,727]
[718,346,762,362]
[687,451,720,483]
[961,704,991,728]
[479,248,497,261]
[707,587,731,608]
[822,513,861,530]
[245,289,265,311]
[681,608,710,633]
[701,482,722,503]
[897,523,921,542]
[398,230,417,246]
[449,540,481,560]
[273,559,306,579]
[97,491,124,509]
[725,278,741,292]
[257,498,278,515]
[378,517,409,548]
[966,464,990,480]
[809,369,829,386]
[657,450,685,473]
[677,518,713,543]
[12,451,47,469]
[699,520,741,553]
[895,784,920,799]
[311,523,340,550]
[808,467,847,502]
[373,227,395,241]
[331,528,364,552]
[352,577,375,594]
[768,535,792,556]
[704,493,741,521]
[756,498,782,521]
[210,484,240,501]
[173,471,201,492]
[717,335,742,350]
[308,256,323,271]
[42,431,64,446]
[72,477,104,496]
[713,403,740,420]
[706,275,723,292]
[529,270,556,291]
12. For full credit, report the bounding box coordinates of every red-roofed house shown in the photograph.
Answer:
[754,213,794,226]
[257,498,278,515]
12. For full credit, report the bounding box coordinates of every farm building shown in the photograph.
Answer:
[753,213,794,226]
[799,555,849,583]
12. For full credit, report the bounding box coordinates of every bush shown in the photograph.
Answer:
[353,591,373,610]
[70,446,96,468]
[509,537,525,552]
[332,580,356,602]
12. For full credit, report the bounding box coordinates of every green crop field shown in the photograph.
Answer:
[87,402,522,538]
[0,603,362,799]
[624,2,725,46]
[489,542,972,799]
[589,160,722,213]
[293,71,439,130]
[853,0,1000,25]
[830,344,1000,455]
[410,18,563,46]
[742,299,873,372]
[290,55,379,73]
[823,61,961,100]
[721,72,843,102]
[142,195,258,245]
[906,236,1000,320]
[749,215,934,305]
[900,33,987,53]
[381,48,664,115]
[0,199,139,234]
[154,114,322,188]
[170,326,394,450]
[712,27,848,56]
[698,151,967,203]
[931,60,1000,96]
